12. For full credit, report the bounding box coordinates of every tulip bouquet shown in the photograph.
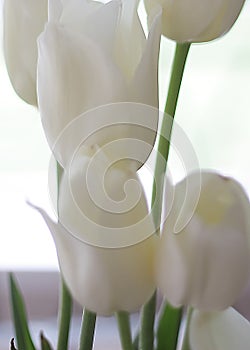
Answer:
[3,0,250,349]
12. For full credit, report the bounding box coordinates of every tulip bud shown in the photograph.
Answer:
[144,0,245,43]
[30,147,157,315]
[3,0,48,105]
[189,308,250,350]
[37,0,161,167]
[157,171,250,311]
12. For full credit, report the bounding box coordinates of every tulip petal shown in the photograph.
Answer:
[145,0,245,43]
[37,0,160,169]
[37,22,125,164]
[57,145,156,248]
[163,0,223,42]
[60,0,121,56]
[4,0,48,105]
[50,102,159,171]
[37,0,160,168]
[28,199,157,316]
[195,0,245,42]
[189,308,250,350]
[157,171,250,310]
[115,0,146,81]
[130,5,162,107]
[48,0,63,22]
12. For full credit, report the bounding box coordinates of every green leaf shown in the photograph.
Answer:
[40,332,53,350]
[10,338,18,350]
[9,273,36,350]
[156,303,182,350]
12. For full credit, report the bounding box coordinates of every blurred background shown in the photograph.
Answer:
[0,0,250,349]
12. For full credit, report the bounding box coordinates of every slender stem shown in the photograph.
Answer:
[156,303,183,350]
[56,162,73,350]
[181,308,193,350]
[139,291,157,350]
[57,278,73,350]
[116,311,134,350]
[133,332,139,350]
[140,42,191,350]
[56,161,64,212]
[79,309,96,350]
[152,42,191,228]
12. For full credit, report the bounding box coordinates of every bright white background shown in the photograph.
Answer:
[0,1,250,271]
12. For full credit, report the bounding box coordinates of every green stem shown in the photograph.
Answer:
[79,309,96,350]
[133,332,139,350]
[139,291,157,350]
[140,42,191,350]
[56,161,64,211]
[116,311,134,350]
[156,303,183,350]
[152,42,191,227]
[181,308,193,350]
[57,278,73,350]
[56,161,73,350]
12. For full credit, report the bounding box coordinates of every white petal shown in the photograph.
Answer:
[157,171,250,310]
[4,0,48,105]
[114,0,146,81]
[129,6,161,107]
[56,226,158,316]
[48,0,63,22]
[38,0,160,168]
[161,0,222,42]
[58,146,156,248]
[60,0,121,55]
[28,199,157,316]
[195,0,245,42]
[144,0,245,43]
[190,308,250,350]
[37,23,125,164]
[51,102,159,171]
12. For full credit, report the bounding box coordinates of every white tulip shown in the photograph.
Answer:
[37,0,161,168]
[57,145,156,247]
[30,147,157,315]
[3,0,48,105]
[157,171,250,311]
[189,307,250,350]
[144,0,245,43]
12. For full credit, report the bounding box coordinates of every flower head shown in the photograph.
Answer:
[37,0,161,167]
[189,307,250,350]
[144,0,245,43]
[157,171,250,310]
[4,0,48,105]
[30,146,157,315]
